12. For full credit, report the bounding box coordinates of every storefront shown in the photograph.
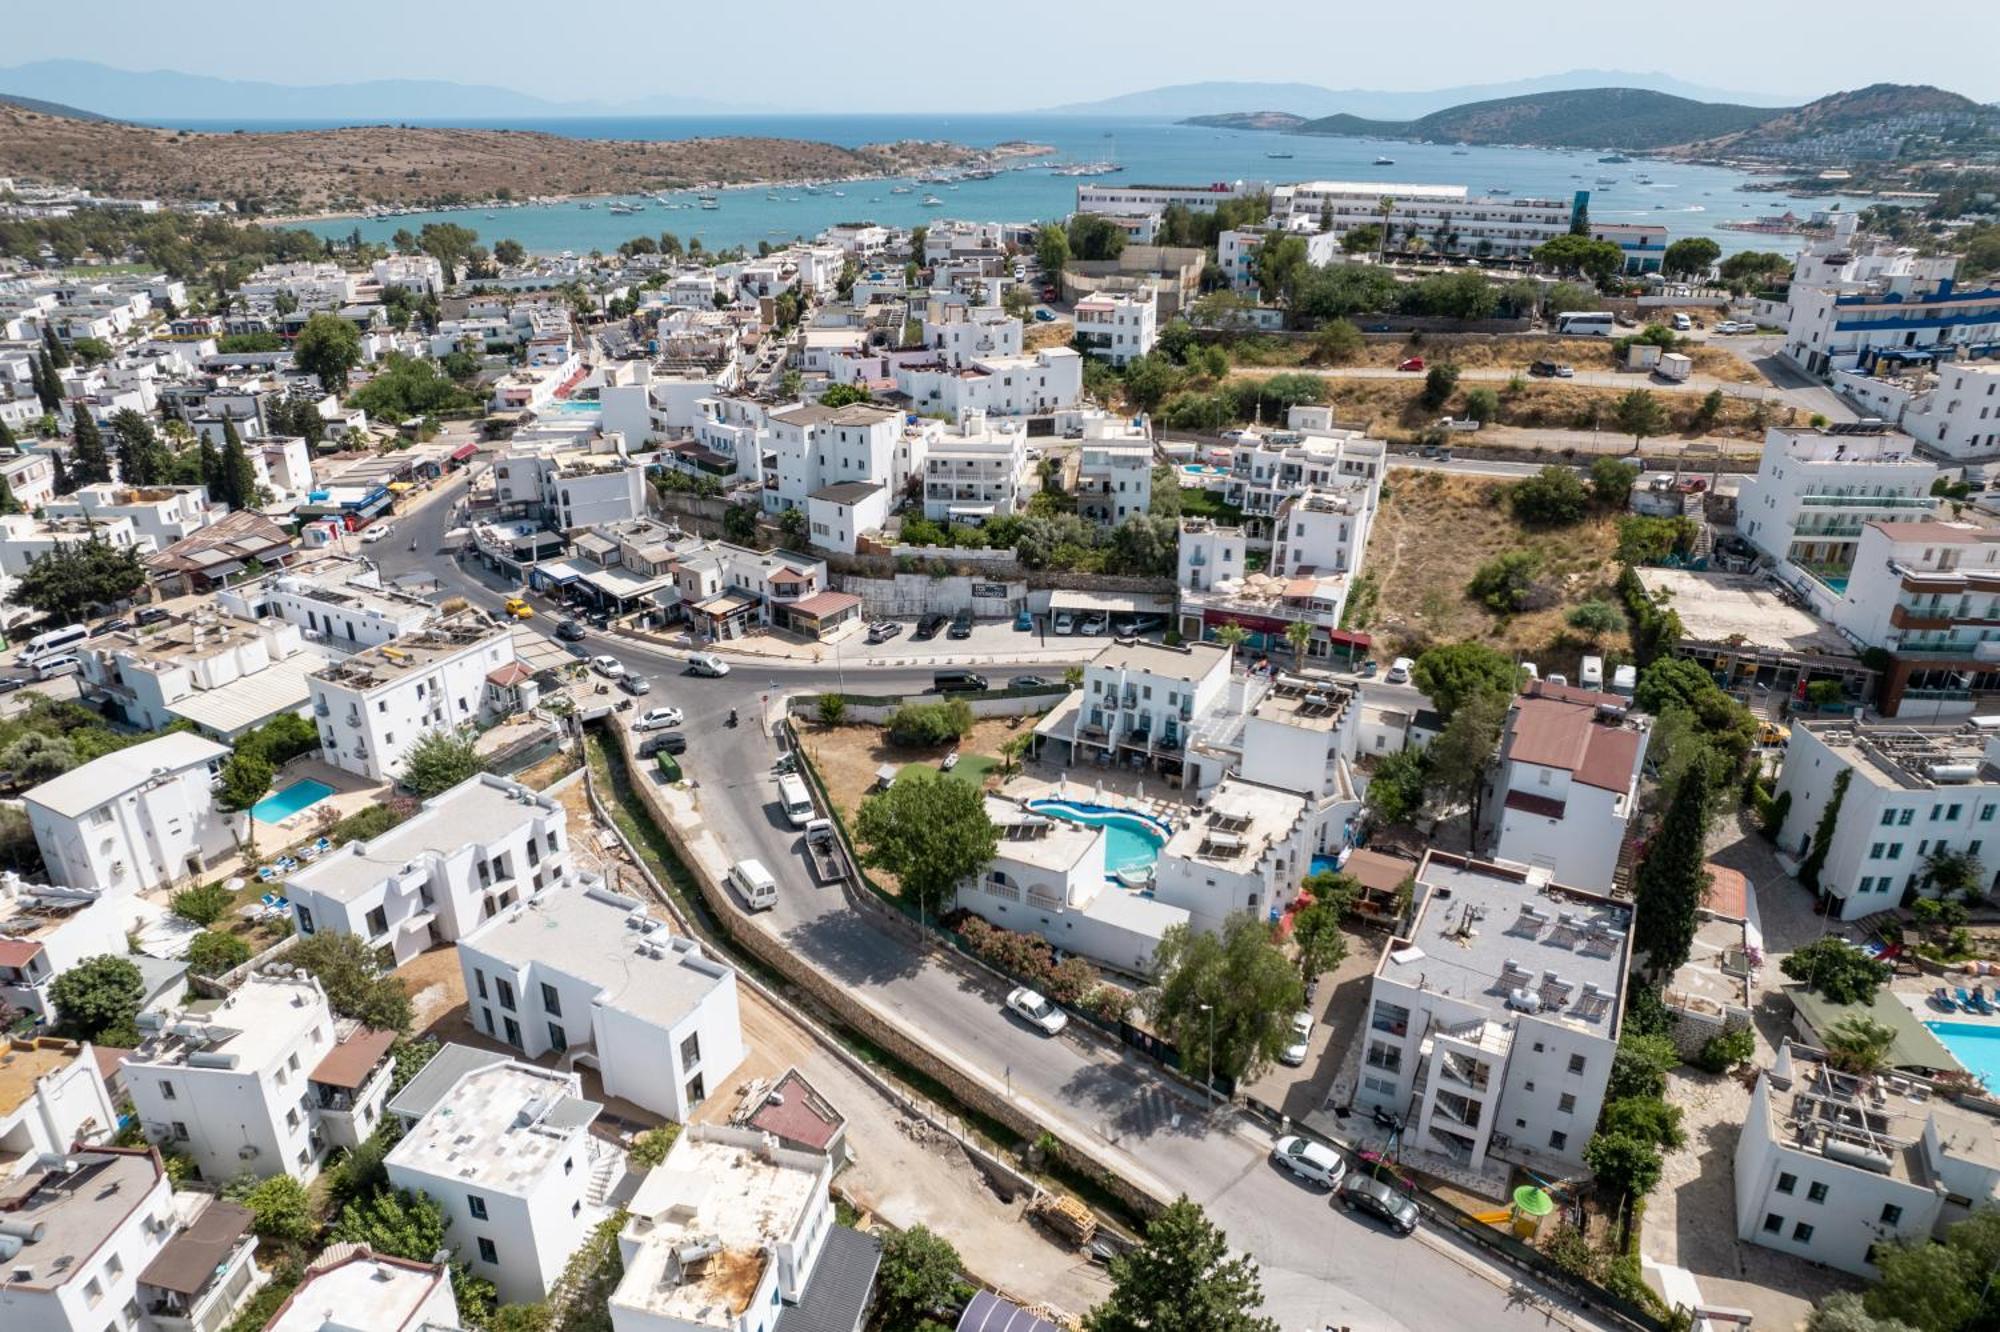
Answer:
[688,592,761,642]
[776,591,864,641]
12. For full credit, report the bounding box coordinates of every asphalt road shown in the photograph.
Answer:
[376,475,1605,1332]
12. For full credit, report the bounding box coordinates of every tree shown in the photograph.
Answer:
[1600,1095,1685,1150]
[884,699,974,746]
[1283,619,1313,660]
[1780,937,1890,1006]
[1122,355,1183,413]
[1250,232,1309,305]
[776,506,809,547]
[1340,225,1381,255]
[1693,388,1726,432]
[49,954,144,1045]
[219,750,275,811]
[1589,457,1639,507]
[1425,689,1509,825]
[218,416,258,510]
[1107,513,1178,578]
[1532,234,1624,285]
[228,1173,318,1245]
[70,409,112,485]
[1718,251,1793,289]
[1823,1014,1897,1075]
[294,312,364,392]
[1309,318,1363,365]
[170,880,236,926]
[1866,1241,1980,1332]
[110,409,169,486]
[1633,759,1712,977]
[1614,390,1667,453]
[1661,237,1721,281]
[1034,223,1071,281]
[855,768,999,919]
[1467,549,1547,614]
[9,537,148,620]
[1808,1292,1917,1332]
[1213,623,1249,660]
[186,929,253,977]
[1147,915,1304,1084]
[875,1225,971,1332]
[1086,1197,1278,1332]
[815,694,847,726]
[1364,745,1427,826]
[1412,644,1519,721]
[723,503,760,545]
[1289,893,1348,981]
[1924,846,1986,902]
[1461,386,1500,424]
[0,470,18,518]
[493,238,526,266]
[1419,363,1460,411]
[1509,465,1590,526]
[1583,1130,1663,1204]
[289,932,413,1034]
[1065,213,1127,263]
[399,727,485,798]
[1566,599,1625,640]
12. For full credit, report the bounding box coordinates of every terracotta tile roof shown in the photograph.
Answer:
[1702,864,1750,921]
[789,591,862,618]
[1339,848,1417,896]
[746,1068,844,1152]
[0,938,44,968]
[1507,695,1644,794]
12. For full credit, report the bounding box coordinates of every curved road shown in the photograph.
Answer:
[376,472,1608,1332]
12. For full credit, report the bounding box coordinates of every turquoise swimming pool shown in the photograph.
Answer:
[1926,1020,2000,1087]
[251,779,335,824]
[1027,800,1169,876]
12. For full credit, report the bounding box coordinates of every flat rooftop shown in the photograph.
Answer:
[1379,852,1631,1037]
[1089,638,1229,683]
[1249,673,1355,734]
[127,973,326,1075]
[1777,1059,1931,1185]
[311,614,510,691]
[23,731,231,819]
[613,1128,825,1329]
[286,775,556,904]
[387,1061,599,1192]
[465,878,732,1028]
[0,1038,88,1121]
[1161,777,1306,875]
[0,1150,160,1291]
[987,797,1100,876]
[1662,914,1754,1021]
[1801,718,2000,791]
[1634,568,1856,658]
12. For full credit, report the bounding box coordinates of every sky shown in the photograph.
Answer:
[9,0,2000,110]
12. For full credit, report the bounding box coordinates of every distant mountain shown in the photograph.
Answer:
[0,91,113,122]
[0,60,744,123]
[1188,111,1311,132]
[1687,83,1998,158]
[1044,70,1795,120]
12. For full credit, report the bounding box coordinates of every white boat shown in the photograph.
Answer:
[890,185,913,195]
[700,199,719,211]
[833,190,846,197]
[1374,155,1395,165]
[921,194,944,206]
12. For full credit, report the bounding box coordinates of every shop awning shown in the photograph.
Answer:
[1047,590,1175,615]
[1329,629,1372,648]
[450,442,479,461]
[788,591,862,620]
[387,481,414,492]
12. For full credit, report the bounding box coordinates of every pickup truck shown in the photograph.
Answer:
[802,819,847,884]
[1432,416,1482,433]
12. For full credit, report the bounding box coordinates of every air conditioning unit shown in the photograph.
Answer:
[237,1145,260,1160]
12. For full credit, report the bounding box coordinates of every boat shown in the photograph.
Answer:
[921,194,945,206]
[608,202,642,215]
[578,202,596,210]
[1599,153,1631,164]
[1450,148,1469,155]
[1595,177,1618,185]
[1266,152,1293,159]
[833,190,846,197]
[1373,155,1395,165]
[890,185,913,195]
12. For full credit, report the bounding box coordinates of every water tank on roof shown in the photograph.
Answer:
[1931,763,1979,783]
[1507,988,1543,1014]
[1821,1138,1894,1175]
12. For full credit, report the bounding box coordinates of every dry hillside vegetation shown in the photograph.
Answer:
[0,105,986,212]
[1237,333,1760,382]
[1358,470,1623,658]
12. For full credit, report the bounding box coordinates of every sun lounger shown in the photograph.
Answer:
[1957,987,1976,1010]
[256,866,278,883]
[1933,987,1959,1012]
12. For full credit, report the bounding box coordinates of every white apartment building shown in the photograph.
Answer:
[893,346,1084,421]
[804,481,891,556]
[0,1038,119,1169]
[216,557,435,651]
[1355,852,1633,1173]
[79,613,320,740]
[1736,1045,2000,1276]
[371,254,446,294]
[924,305,1022,369]
[1217,225,1340,294]
[676,395,772,486]
[493,449,650,531]
[125,971,396,1183]
[599,354,745,443]
[238,261,358,310]
[1074,417,1153,527]
[1153,778,1311,935]
[1737,423,1938,578]
[1774,718,2000,920]
[1835,360,2000,468]
[610,1124,881,1332]
[0,512,144,575]
[386,1060,607,1305]
[1075,180,1266,216]
[286,773,569,965]
[458,876,744,1122]
[669,543,850,643]
[764,401,908,519]
[308,614,522,782]
[0,452,58,510]
[1221,409,1388,520]
[0,876,134,1021]
[1269,182,1580,259]
[24,732,236,899]
[1216,672,1366,846]
[0,1149,177,1332]
[265,1246,459,1332]
[1073,288,1158,367]
[922,413,1030,523]
[43,484,221,550]
[1072,638,1233,767]
[1481,682,1649,893]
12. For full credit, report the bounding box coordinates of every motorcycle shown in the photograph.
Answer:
[615,698,633,713]
[1370,1105,1404,1135]
[726,709,739,728]
[408,539,418,551]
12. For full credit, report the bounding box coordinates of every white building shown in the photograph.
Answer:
[1775,717,2000,920]
[1835,360,2000,469]
[265,1245,459,1332]
[1074,417,1154,527]
[0,1037,119,1168]
[385,1060,607,1305]
[458,876,744,1122]
[1153,777,1311,936]
[24,732,236,899]
[764,401,908,520]
[216,557,436,651]
[610,1125,881,1332]
[1218,409,1388,521]
[308,614,522,782]
[0,876,135,1021]
[286,773,570,965]
[1217,225,1341,294]
[79,612,320,740]
[923,304,1022,369]
[804,481,891,557]
[1075,180,1265,216]
[1736,1044,2000,1276]
[893,346,1084,421]
[0,512,145,575]
[371,254,446,295]
[1269,181,1580,260]
[0,1149,178,1332]
[125,970,396,1183]
[43,484,221,551]
[1354,851,1632,1174]
[1737,422,1938,578]
[921,412,1029,523]
[1073,288,1157,367]
[494,447,651,532]
[1481,682,1648,892]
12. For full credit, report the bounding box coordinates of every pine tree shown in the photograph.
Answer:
[1633,757,1714,977]
[110,410,165,488]
[34,350,63,413]
[69,411,112,487]
[219,417,257,510]
[41,324,70,370]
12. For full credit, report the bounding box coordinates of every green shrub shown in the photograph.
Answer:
[1694,1026,1756,1074]
[884,699,974,746]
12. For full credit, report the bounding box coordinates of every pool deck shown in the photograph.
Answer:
[1010,771,1188,838]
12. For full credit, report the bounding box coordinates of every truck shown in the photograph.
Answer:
[1655,352,1693,382]
[1432,416,1482,433]
[1627,343,1662,371]
[802,818,847,884]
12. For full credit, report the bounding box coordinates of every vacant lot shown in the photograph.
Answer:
[1226,333,1761,383]
[1355,470,1625,663]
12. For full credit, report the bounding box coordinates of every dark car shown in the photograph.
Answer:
[91,618,132,637]
[932,671,988,694]
[948,609,974,640]
[0,676,27,696]
[555,619,587,642]
[1008,675,1055,690]
[1337,1174,1420,1235]
[1529,359,1560,377]
[134,607,171,627]
[914,613,948,640]
[641,731,688,757]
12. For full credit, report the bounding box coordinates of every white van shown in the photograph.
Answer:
[727,858,778,912]
[1671,312,1693,332]
[21,623,87,664]
[1580,655,1604,691]
[33,654,81,680]
[776,773,815,828]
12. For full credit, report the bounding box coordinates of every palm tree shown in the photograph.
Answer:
[1062,665,1084,690]
[1284,620,1314,661]
[998,733,1034,781]
[1376,196,1395,263]
[1823,1015,1896,1076]
[1215,623,1249,665]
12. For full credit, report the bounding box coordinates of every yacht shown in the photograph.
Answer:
[1373,155,1395,165]
[1265,151,1294,159]
[921,194,945,207]
[1598,153,1631,164]
[890,185,913,195]
[578,201,596,210]
[698,195,719,211]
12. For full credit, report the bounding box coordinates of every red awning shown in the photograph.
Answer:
[449,442,478,462]
[1329,629,1372,648]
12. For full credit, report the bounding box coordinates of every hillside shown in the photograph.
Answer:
[0,91,112,123]
[1047,70,1793,119]
[1687,83,2000,158]
[1186,111,1309,132]
[0,104,986,213]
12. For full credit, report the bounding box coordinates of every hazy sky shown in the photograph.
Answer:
[11,0,2000,108]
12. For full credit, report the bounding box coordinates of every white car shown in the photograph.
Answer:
[1280,1010,1313,1066]
[1052,611,1076,636]
[1385,656,1414,685]
[1005,987,1068,1036]
[359,523,394,544]
[687,652,731,677]
[1078,613,1109,636]
[1271,1135,1346,1189]
[591,655,625,679]
[1715,320,1757,334]
[633,707,684,732]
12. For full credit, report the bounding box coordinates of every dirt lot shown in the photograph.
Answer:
[1229,333,1762,384]
[1025,318,1074,351]
[1355,470,1624,661]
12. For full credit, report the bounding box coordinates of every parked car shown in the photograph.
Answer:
[1385,656,1414,685]
[1052,610,1076,635]
[555,619,587,641]
[1553,363,1575,378]
[1078,613,1109,636]
[686,653,731,678]
[1397,356,1425,372]
[1280,1010,1313,1067]
[617,674,651,696]
[1354,658,1379,678]
[1529,360,1559,377]
[359,523,394,544]
[591,655,625,679]
[1032,308,1057,322]
[503,596,534,620]
[1006,987,1068,1036]
[1271,1136,1346,1189]
[948,608,974,639]
[134,607,170,627]
[914,613,949,640]
[641,731,688,756]
[1337,1173,1420,1235]
[1009,675,1055,690]
[1014,609,1034,631]
[90,618,131,637]
[1112,614,1164,637]
[867,620,903,644]
[932,670,988,693]
[634,707,684,731]
[1715,320,1756,334]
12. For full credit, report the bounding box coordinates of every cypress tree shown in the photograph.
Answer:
[1633,757,1714,978]
[0,471,21,516]
[34,350,63,413]
[41,324,70,370]
[219,416,257,510]
[198,434,225,497]
[0,415,15,451]
[70,411,112,487]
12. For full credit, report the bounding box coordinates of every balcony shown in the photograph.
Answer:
[1892,604,1960,631]
[1795,493,1938,509]
[1893,640,1990,659]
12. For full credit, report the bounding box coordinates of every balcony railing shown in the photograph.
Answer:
[1796,493,1939,509]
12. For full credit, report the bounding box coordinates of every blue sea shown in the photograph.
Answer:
[158,114,1870,258]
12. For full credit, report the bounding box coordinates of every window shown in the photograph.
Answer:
[572,1199,583,1217]
[685,1072,705,1105]
[1763,1213,1784,1234]
[1807,1181,1829,1204]
[159,1079,176,1101]
[1548,1130,1567,1151]
[1888,844,1904,860]
[365,906,388,937]
[468,1194,488,1220]
[1882,1204,1904,1226]
[1558,1093,1577,1114]
[1881,809,1897,826]
[542,982,562,1017]
[1793,1222,1814,1244]
[171,1121,188,1141]
[1870,842,1885,859]
[477,1238,498,1264]
[496,978,516,1012]
[85,1275,103,1307]
[297,906,314,934]
[502,1016,521,1047]
[680,1032,702,1066]
[564,1157,573,1175]
[1901,808,1916,825]
[474,969,487,1000]
[549,1023,567,1053]
[1567,1054,1586,1076]
[1776,1172,1797,1195]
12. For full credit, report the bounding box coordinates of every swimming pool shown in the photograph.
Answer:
[1180,464,1229,477]
[1027,799,1170,876]
[1925,1020,2000,1087]
[251,779,336,824]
